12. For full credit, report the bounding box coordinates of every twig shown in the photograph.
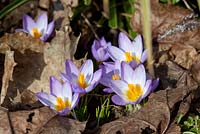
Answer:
[81,13,99,40]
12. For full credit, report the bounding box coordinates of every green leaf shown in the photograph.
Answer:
[177,114,184,124]
[188,116,194,125]
[183,132,196,134]
[108,0,118,29]
[159,0,168,3]
[84,0,92,6]
[172,0,180,4]
[0,0,29,20]
[122,0,137,39]
[190,127,197,133]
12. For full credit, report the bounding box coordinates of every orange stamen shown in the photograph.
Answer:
[77,73,87,89]
[55,97,71,111]
[112,74,120,80]
[32,28,42,39]
[126,84,143,101]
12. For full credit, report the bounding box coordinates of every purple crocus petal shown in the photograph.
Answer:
[100,71,113,87]
[46,21,55,34]
[151,78,159,91]
[36,13,48,32]
[142,79,152,99]
[40,20,55,41]
[129,60,138,69]
[107,46,126,62]
[62,82,72,102]
[132,64,146,88]
[65,59,79,83]
[140,49,148,63]
[60,73,70,82]
[39,35,48,41]
[102,62,115,73]
[71,93,80,109]
[15,28,28,33]
[118,32,132,52]
[23,14,37,35]
[70,84,84,93]
[50,76,62,96]
[91,40,100,61]
[121,62,134,83]
[80,59,93,75]
[103,87,114,93]
[99,37,112,48]
[80,59,93,83]
[110,80,128,99]
[58,107,71,116]
[132,35,143,58]
[36,92,56,108]
[96,47,107,61]
[85,69,102,92]
[100,37,107,46]
[111,94,128,106]
[130,96,143,104]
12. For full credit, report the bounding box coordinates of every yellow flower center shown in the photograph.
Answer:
[112,74,120,80]
[77,73,87,89]
[55,97,71,111]
[125,52,140,63]
[32,28,42,39]
[126,84,143,101]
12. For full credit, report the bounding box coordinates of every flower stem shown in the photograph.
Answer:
[197,0,200,13]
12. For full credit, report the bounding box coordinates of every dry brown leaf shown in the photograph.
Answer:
[36,116,86,134]
[0,107,12,134]
[170,44,197,69]
[0,28,78,107]
[131,0,192,38]
[0,50,16,104]
[191,55,200,84]
[10,107,56,134]
[100,95,170,134]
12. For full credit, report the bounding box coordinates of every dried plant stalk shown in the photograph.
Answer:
[140,0,154,77]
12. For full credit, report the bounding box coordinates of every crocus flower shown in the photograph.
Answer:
[109,62,152,106]
[36,76,79,115]
[91,37,111,62]
[107,32,147,65]
[61,59,102,94]
[16,13,55,41]
[100,60,121,93]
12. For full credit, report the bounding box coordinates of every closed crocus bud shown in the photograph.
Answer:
[91,37,111,62]
[16,13,55,41]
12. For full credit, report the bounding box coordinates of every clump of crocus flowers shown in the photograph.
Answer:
[93,32,159,106]
[36,31,159,116]
[16,13,55,41]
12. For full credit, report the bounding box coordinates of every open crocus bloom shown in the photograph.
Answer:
[91,37,111,62]
[109,62,153,106]
[16,13,55,41]
[36,76,79,115]
[107,32,147,65]
[61,59,102,94]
